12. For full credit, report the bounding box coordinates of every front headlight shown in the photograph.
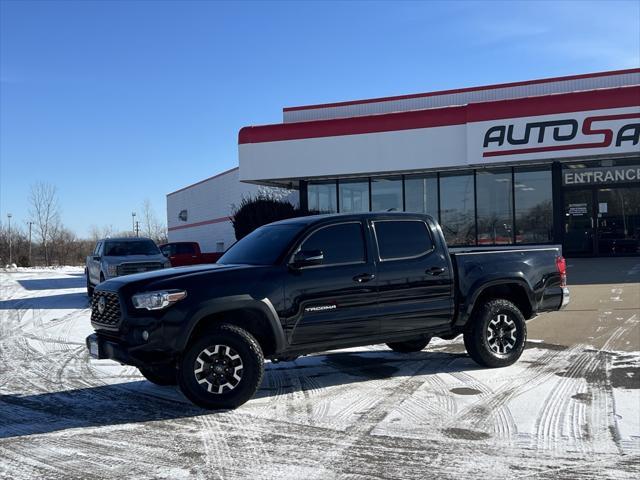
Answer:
[107,264,118,277]
[131,290,187,310]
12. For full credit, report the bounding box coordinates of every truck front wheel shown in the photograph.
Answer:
[178,324,264,409]
[86,274,94,297]
[464,298,526,368]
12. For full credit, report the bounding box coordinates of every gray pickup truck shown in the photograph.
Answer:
[85,237,171,296]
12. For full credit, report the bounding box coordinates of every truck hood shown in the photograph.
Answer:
[99,263,256,290]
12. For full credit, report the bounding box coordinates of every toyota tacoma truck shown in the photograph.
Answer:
[85,237,171,296]
[86,213,569,409]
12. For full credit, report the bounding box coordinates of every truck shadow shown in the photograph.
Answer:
[17,277,86,291]
[0,350,473,439]
[0,292,90,310]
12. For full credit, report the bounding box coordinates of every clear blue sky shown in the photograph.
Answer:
[1,0,639,237]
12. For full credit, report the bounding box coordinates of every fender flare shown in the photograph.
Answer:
[177,295,287,354]
[459,278,534,327]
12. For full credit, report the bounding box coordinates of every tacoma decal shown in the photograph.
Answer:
[304,304,337,313]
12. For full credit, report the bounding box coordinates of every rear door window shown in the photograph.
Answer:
[374,220,434,260]
[176,243,195,255]
[299,222,366,266]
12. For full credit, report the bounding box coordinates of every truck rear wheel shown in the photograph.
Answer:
[386,336,431,353]
[138,364,177,386]
[178,324,264,409]
[464,298,526,368]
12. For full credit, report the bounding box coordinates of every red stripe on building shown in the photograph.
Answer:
[283,68,640,112]
[168,216,232,232]
[239,105,467,144]
[239,86,640,144]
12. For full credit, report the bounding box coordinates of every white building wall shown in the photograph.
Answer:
[167,168,299,253]
[241,104,640,183]
[239,124,467,182]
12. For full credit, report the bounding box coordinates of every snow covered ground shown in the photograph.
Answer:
[0,265,638,479]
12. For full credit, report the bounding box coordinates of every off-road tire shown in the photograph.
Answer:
[178,324,264,409]
[464,298,526,368]
[138,364,177,386]
[386,336,431,353]
[86,275,94,297]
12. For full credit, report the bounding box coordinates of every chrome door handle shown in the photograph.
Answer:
[426,267,446,276]
[353,273,375,283]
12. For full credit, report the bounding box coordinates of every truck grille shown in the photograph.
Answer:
[116,262,162,276]
[91,291,121,327]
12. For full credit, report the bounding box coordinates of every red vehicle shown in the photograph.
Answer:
[159,242,223,267]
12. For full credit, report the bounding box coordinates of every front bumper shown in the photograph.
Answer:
[86,332,173,367]
[86,333,136,365]
[560,287,570,309]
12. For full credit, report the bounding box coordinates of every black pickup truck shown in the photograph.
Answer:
[87,213,569,409]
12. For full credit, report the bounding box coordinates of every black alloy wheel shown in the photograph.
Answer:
[178,324,264,409]
[464,298,527,368]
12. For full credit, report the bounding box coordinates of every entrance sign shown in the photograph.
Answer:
[563,166,640,186]
[568,203,588,216]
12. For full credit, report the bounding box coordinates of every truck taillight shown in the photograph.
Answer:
[556,256,567,287]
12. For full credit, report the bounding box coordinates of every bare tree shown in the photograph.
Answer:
[29,182,61,266]
[88,224,120,242]
[140,199,167,243]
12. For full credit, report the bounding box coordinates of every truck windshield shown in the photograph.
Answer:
[104,240,160,256]
[218,224,303,265]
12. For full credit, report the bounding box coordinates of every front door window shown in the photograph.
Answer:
[563,186,640,256]
[564,190,594,255]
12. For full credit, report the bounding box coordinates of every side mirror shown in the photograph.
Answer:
[292,250,324,268]
[92,255,101,261]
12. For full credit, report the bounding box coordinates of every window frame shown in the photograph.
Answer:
[288,221,368,269]
[307,180,338,213]
[371,218,436,262]
[338,178,370,213]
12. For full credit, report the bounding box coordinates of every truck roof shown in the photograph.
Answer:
[268,212,432,227]
[98,237,155,242]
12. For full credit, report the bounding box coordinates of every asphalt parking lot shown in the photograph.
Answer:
[0,259,638,479]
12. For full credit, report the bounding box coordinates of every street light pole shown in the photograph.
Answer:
[28,221,33,267]
[132,212,136,235]
[7,213,12,266]
[135,221,140,237]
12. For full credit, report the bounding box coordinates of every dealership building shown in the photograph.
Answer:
[166,167,297,251]
[238,68,640,257]
[169,68,640,257]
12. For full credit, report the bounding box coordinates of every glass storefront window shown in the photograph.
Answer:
[371,177,402,212]
[514,168,553,243]
[404,175,438,219]
[439,171,475,245]
[476,169,513,245]
[339,179,369,213]
[308,181,337,213]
